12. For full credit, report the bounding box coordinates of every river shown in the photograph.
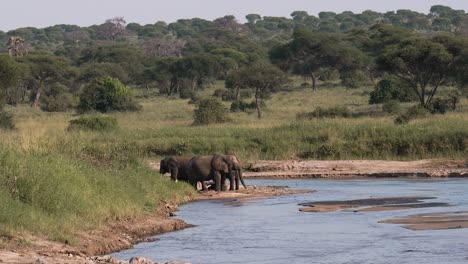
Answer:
[112,179,468,264]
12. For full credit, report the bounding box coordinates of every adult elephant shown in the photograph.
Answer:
[188,154,233,192]
[159,156,192,182]
[222,155,247,191]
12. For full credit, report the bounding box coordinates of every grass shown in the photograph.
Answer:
[0,80,467,242]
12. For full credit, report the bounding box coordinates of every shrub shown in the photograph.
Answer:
[297,106,351,119]
[68,115,119,132]
[369,79,417,104]
[193,98,229,125]
[340,70,368,89]
[77,77,141,113]
[427,92,459,114]
[0,111,15,130]
[213,89,235,101]
[179,88,195,100]
[382,100,401,114]
[40,83,77,112]
[230,100,261,112]
[394,105,430,125]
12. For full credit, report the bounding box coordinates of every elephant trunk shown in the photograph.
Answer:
[171,167,179,182]
[238,168,247,189]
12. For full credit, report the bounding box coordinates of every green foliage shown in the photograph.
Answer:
[230,100,262,112]
[394,105,431,124]
[369,79,418,104]
[340,69,368,88]
[40,84,77,112]
[68,115,119,132]
[77,77,141,113]
[382,100,401,114]
[193,97,229,125]
[297,106,351,119]
[427,97,457,114]
[0,111,15,130]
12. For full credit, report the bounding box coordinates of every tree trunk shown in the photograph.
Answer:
[310,73,320,90]
[255,88,262,119]
[31,81,43,108]
[235,86,241,102]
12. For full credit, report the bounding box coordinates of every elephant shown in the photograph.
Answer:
[188,154,233,192]
[222,155,247,191]
[159,156,192,183]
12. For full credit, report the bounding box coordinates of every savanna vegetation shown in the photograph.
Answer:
[0,5,468,244]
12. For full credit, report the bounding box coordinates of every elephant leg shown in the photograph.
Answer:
[235,171,240,190]
[221,174,227,191]
[201,181,208,191]
[229,174,235,191]
[213,172,221,192]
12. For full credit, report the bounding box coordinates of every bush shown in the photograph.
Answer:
[213,89,235,101]
[230,100,261,112]
[297,106,352,119]
[0,111,15,130]
[394,105,430,125]
[77,77,141,113]
[179,88,195,100]
[40,83,77,112]
[382,100,401,114]
[68,115,119,132]
[340,70,368,89]
[193,98,229,125]
[369,79,417,104]
[427,92,459,114]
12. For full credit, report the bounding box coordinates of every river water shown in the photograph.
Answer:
[113,179,468,264]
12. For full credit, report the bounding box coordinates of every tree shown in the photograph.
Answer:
[6,37,28,57]
[246,14,262,24]
[18,55,71,108]
[193,97,229,125]
[226,62,288,119]
[77,77,141,113]
[377,37,457,107]
[169,55,220,94]
[270,27,366,89]
[96,17,127,41]
[0,55,23,107]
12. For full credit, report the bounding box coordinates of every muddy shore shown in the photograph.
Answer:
[0,159,466,263]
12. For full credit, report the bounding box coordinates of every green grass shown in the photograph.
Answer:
[0,81,467,242]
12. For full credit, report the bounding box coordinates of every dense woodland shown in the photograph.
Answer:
[0,5,468,121]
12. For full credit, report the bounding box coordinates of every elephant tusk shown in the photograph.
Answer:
[175,179,178,183]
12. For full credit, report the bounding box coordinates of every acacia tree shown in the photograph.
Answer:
[0,55,23,107]
[378,36,464,107]
[226,62,288,119]
[6,37,28,57]
[18,55,71,108]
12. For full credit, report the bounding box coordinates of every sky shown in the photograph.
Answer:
[1,0,468,31]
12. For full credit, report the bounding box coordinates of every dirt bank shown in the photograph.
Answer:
[244,159,468,178]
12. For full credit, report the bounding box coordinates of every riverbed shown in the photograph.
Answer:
[112,179,468,264]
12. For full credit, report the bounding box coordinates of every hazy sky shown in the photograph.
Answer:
[2,0,468,31]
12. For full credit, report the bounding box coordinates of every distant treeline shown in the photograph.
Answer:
[0,5,467,116]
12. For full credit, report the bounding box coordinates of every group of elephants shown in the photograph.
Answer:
[159,154,247,192]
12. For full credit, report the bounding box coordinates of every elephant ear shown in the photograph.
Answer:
[159,159,167,174]
[167,157,179,169]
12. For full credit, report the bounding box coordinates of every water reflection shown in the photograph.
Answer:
[113,179,468,264]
